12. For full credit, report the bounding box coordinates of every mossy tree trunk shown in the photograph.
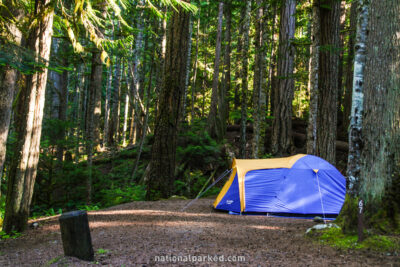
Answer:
[3,0,54,233]
[339,0,400,233]
[358,0,400,230]
[0,0,23,193]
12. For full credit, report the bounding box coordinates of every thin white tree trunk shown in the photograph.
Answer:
[122,68,130,147]
[347,0,369,196]
[182,15,193,121]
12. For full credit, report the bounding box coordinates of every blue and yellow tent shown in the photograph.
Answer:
[214,154,346,215]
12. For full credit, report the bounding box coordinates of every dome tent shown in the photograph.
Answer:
[213,154,346,216]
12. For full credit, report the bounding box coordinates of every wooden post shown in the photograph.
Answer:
[59,210,94,261]
[358,199,364,242]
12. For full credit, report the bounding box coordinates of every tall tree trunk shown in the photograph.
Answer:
[359,0,400,228]
[233,7,246,113]
[207,1,224,140]
[340,0,400,233]
[268,2,278,117]
[56,40,69,165]
[264,1,278,152]
[182,15,193,122]
[271,0,296,156]
[155,10,167,119]
[338,0,369,234]
[129,0,145,145]
[190,17,200,121]
[336,1,347,129]
[0,2,23,183]
[122,68,130,147]
[306,0,320,155]
[108,58,122,146]
[146,2,191,200]
[239,0,251,159]
[103,64,113,147]
[74,64,85,163]
[85,1,106,203]
[131,58,153,182]
[219,0,231,135]
[316,0,340,164]
[252,0,267,159]
[87,53,103,151]
[342,2,357,133]
[3,0,54,233]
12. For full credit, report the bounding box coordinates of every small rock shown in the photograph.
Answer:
[306,223,340,234]
[30,222,39,229]
[313,216,324,223]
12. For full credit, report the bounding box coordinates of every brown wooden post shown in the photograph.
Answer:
[59,210,94,261]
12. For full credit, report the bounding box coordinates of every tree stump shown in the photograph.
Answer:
[59,210,94,261]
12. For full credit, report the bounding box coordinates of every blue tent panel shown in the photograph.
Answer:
[244,168,287,212]
[215,173,241,212]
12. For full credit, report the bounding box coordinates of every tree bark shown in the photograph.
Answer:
[207,1,224,140]
[131,58,153,182]
[55,39,69,165]
[233,6,246,113]
[122,68,130,147]
[129,0,145,145]
[359,0,400,210]
[0,0,23,186]
[103,64,113,147]
[146,2,191,200]
[85,0,106,203]
[271,0,296,156]
[306,0,320,155]
[182,15,193,122]
[340,0,400,232]
[108,58,122,146]
[190,17,200,121]
[219,0,231,137]
[252,0,267,159]
[315,0,340,164]
[342,2,357,133]
[239,0,251,159]
[3,0,54,233]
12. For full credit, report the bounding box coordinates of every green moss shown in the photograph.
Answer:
[335,195,359,234]
[44,256,62,266]
[96,248,110,254]
[313,227,400,252]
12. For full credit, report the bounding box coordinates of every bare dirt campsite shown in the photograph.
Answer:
[0,198,398,266]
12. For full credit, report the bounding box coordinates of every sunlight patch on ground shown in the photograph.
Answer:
[248,225,285,231]
[88,220,225,229]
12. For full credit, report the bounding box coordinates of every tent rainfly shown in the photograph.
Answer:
[214,154,346,216]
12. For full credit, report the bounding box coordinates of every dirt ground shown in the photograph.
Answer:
[0,198,399,266]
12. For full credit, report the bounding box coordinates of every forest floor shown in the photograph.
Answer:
[0,198,399,266]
